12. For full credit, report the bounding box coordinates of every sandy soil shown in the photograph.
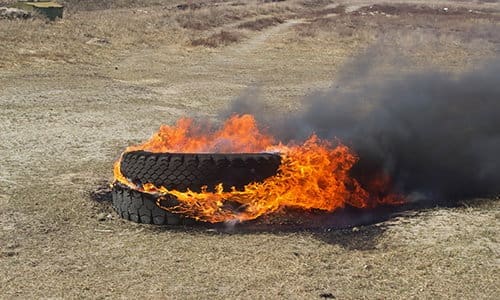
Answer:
[0,0,499,298]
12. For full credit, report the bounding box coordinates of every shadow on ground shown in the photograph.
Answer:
[90,182,497,250]
[90,182,416,249]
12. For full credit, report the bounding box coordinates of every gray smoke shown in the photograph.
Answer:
[225,56,500,204]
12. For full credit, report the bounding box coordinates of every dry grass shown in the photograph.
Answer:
[175,1,297,31]
[292,3,500,49]
[237,16,284,31]
[0,0,306,69]
[61,0,167,12]
[176,7,249,30]
[0,1,499,299]
[300,0,333,8]
[0,9,181,68]
[288,5,499,74]
[191,30,244,47]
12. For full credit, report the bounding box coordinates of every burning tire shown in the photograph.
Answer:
[120,151,281,192]
[113,151,281,224]
[112,183,190,225]
[111,114,406,224]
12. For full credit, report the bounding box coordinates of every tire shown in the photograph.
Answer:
[112,184,192,225]
[120,151,281,192]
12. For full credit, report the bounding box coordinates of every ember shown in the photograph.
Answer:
[113,114,403,223]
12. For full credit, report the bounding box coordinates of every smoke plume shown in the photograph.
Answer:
[226,55,500,204]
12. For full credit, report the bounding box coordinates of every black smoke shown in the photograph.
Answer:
[225,56,500,204]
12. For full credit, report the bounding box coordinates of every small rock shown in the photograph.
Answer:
[443,7,448,12]
[319,293,335,299]
[86,37,110,45]
[352,226,360,232]
[97,212,107,221]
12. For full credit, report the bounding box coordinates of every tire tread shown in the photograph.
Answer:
[111,184,186,225]
[121,151,281,192]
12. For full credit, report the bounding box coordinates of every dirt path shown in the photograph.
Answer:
[101,17,328,120]
[226,19,306,55]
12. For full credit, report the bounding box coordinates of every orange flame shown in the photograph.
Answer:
[126,114,276,153]
[113,114,404,223]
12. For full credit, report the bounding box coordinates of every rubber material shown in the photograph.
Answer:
[112,184,190,225]
[120,151,281,192]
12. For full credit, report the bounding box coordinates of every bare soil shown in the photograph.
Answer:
[1,0,499,298]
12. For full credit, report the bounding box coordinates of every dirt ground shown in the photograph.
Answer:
[1,0,499,298]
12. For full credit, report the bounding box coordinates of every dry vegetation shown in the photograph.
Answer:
[191,30,244,47]
[294,3,500,39]
[0,0,303,68]
[0,0,499,298]
[289,2,499,70]
[237,16,285,31]
[176,7,250,30]
[1,0,497,69]
[0,7,181,68]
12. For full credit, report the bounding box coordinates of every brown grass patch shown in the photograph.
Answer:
[300,0,333,8]
[293,4,500,41]
[191,30,244,48]
[175,1,298,31]
[354,3,500,17]
[0,0,341,69]
[299,4,346,18]
[237,16,284,31]
[176,7,254,30]
[0,0,303,69]
[0,8,180,69]
[294,15,359,39]
[61,0,165,12]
